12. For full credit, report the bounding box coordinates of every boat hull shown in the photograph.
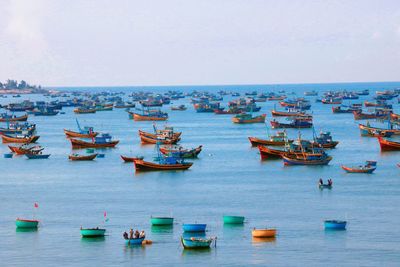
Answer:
[0,114,28,122]
[181,237,212,249]
[64,129,98,138]
[223,215,245,224]
[133,113,168,121]
[341,165,376,173]
[282,155,332,165]
[70,138,119,149]
[377,136,400,151]
[1,135,40,144]
[80,228,106,237]
[324,220,346,230]
[252,229,277,238]
[125,237,145,245]
[151,217,174,226]
[133,159,193,171]
[182,224,207,232]
[69,154,98,161]
[248,137,292,146]
[16,219,39,228]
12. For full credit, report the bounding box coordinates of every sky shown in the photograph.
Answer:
[0,0,399,87]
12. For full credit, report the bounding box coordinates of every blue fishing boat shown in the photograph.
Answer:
[181,237,214,249]
[25,153,51,159]
[182,224,207,232]
[324,220,347,230]
[125,237,145,245]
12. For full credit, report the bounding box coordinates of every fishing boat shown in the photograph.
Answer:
[70,133,119,149]
[73,107,96,114]
[322,98,342,104]
[248,131,293,146]
[358,123,398,137]
[25,152,50,159]
[150,217,174,226]
[182,224,207,232]
[0,122,36,135]
[341,161,377,173]
[159,145,202,158]
[138,126,181,144]
[377,136,400,151]
[324,220,346,230]
[181,237,213,249]
[282,153,332,166]
[16,218,39,228]
[331,105,361,113]
[1,134,40,144]
[125,237,145,245]
[312,131,339,148]
[270,117,313,128]
[80,228,106,237]
[231,113,266,124]
[8,144,43,155]
[252,228,277,238]
[171,105,187,111]
[0,113,28,122]
[214,108,243,114]
[64,119,99,138]
[120,155,144,162]
[31,109,59,116]
[271,108,311,117]
[69,153,98,161]
[133,158,193,171]
[223,215,245,224]
[130,108,168,121]
[258,145,287,159]
[353,109,391,120]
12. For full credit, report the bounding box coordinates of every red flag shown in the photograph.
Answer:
[104,211,107,218]
[34,203,39,208]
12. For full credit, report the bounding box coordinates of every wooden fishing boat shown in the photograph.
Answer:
[223,215,245,224]
[1,134,40,144]
[258,145,287,160]
[232,113,266,124]
[341,161,377,173]
[248,131,293,146]
[8,145,43,155]
[69,153,98,161]
[377,136,400,151]
[80,228,106,237]
[120,155,144,162]
[73,107,96,114]
[138,129,181,144]
[271,109,311,117]
[182,224,207,232]
[70,134,119,149]
[324,220,346,230]
[312,131,339,149]
[270,117,313,128]
[132,111,168,121]
[322,98,342,104]
[353,110,391,120]
[171,105,187,111]
[0,113,28,122]
[358,123,399,137]
[64,129,98,138]
[252,228,277,238]
[159,145,202,158]
[181,237,213,249]
[133,159,193,171]
[248,137,292,146]
[25,153,50,159]
[282,153,332,166]
[125,237,145,245]
[150,217,174,226]
[0,122,36,135]
[16,218,39,228]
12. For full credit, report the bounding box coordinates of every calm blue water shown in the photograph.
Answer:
[1,82,400,266]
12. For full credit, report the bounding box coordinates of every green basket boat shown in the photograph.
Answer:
[16,218,39,228]
[80,228,106,237]
[223,215,245,224]
[150,217,174,226]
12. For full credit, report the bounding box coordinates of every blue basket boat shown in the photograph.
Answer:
[125,237,145,245]
[182,223,207,232]
[324,220,347,230]
[4,153,13,158]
